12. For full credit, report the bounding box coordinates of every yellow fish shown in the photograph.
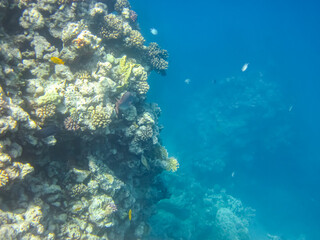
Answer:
[128,209,132,221]
[51,57,65,65]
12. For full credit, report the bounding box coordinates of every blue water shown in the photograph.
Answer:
[133,0,320,239]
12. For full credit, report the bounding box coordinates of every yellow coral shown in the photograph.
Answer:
[76,71,92,81]
[0,169,9,187]
[116,56,137,90]
[165,157,179,172]
[37,90,61,106]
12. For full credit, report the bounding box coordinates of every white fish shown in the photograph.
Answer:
[150,28,158,35]
[184,78,191,84]
[231,171,235,178]
[241,63,249,72]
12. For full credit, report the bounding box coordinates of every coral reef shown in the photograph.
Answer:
[0,0,173,239]
[124,30,145,49]
[101,14,124,40]
[146,42,169,73]
[115,0,131,13]
[149,174,255,240]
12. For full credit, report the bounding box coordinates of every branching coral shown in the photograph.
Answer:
[0,169,9,187]
[70,183,87,198]
[89,105,112,130]
[147,42,169,73]
[58,0,84,4]
[35,104,56,125]
[134,80,149,95]
[124,30,145,49]
[114,0,131,13]
[101,14,124,40]
[164,157,179,172]
[64,116,80,131]
[0,98,8,116]
[132,65,149,95]
[75,71,92,81]
[134,125,153,142]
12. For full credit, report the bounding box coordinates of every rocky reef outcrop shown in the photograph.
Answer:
[0,0,175,239]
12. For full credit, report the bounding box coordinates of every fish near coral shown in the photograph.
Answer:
[51,57,65,65]
[128,209,132,221]
[115,91,133,115]
[34,125,60,138]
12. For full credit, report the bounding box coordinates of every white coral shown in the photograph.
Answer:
[20,8,44,30]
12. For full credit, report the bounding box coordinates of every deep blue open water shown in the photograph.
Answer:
[132,0,320,239]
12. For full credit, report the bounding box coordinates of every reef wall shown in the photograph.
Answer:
[0,0,176,239]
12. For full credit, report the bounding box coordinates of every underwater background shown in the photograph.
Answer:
[0,0,319,239]
[132,0,320,239]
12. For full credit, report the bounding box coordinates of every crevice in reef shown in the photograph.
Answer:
[2,7,23,35]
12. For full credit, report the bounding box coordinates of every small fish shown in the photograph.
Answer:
[288,105,293,112]
[141,155,150,171]
[150,28,158,35]
[115,91,134,115]
[34,125,60,138]
[128,209,132,221]
[241,63,249,72]
[51,57,65,65]
[184,78,191,84]
[231,171,235,178]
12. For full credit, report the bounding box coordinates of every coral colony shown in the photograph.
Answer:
[0,0,176,239]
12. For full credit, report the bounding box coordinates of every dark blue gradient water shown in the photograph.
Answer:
[132,0,320,239]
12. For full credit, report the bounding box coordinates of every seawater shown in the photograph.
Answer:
[132,0,320,239]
